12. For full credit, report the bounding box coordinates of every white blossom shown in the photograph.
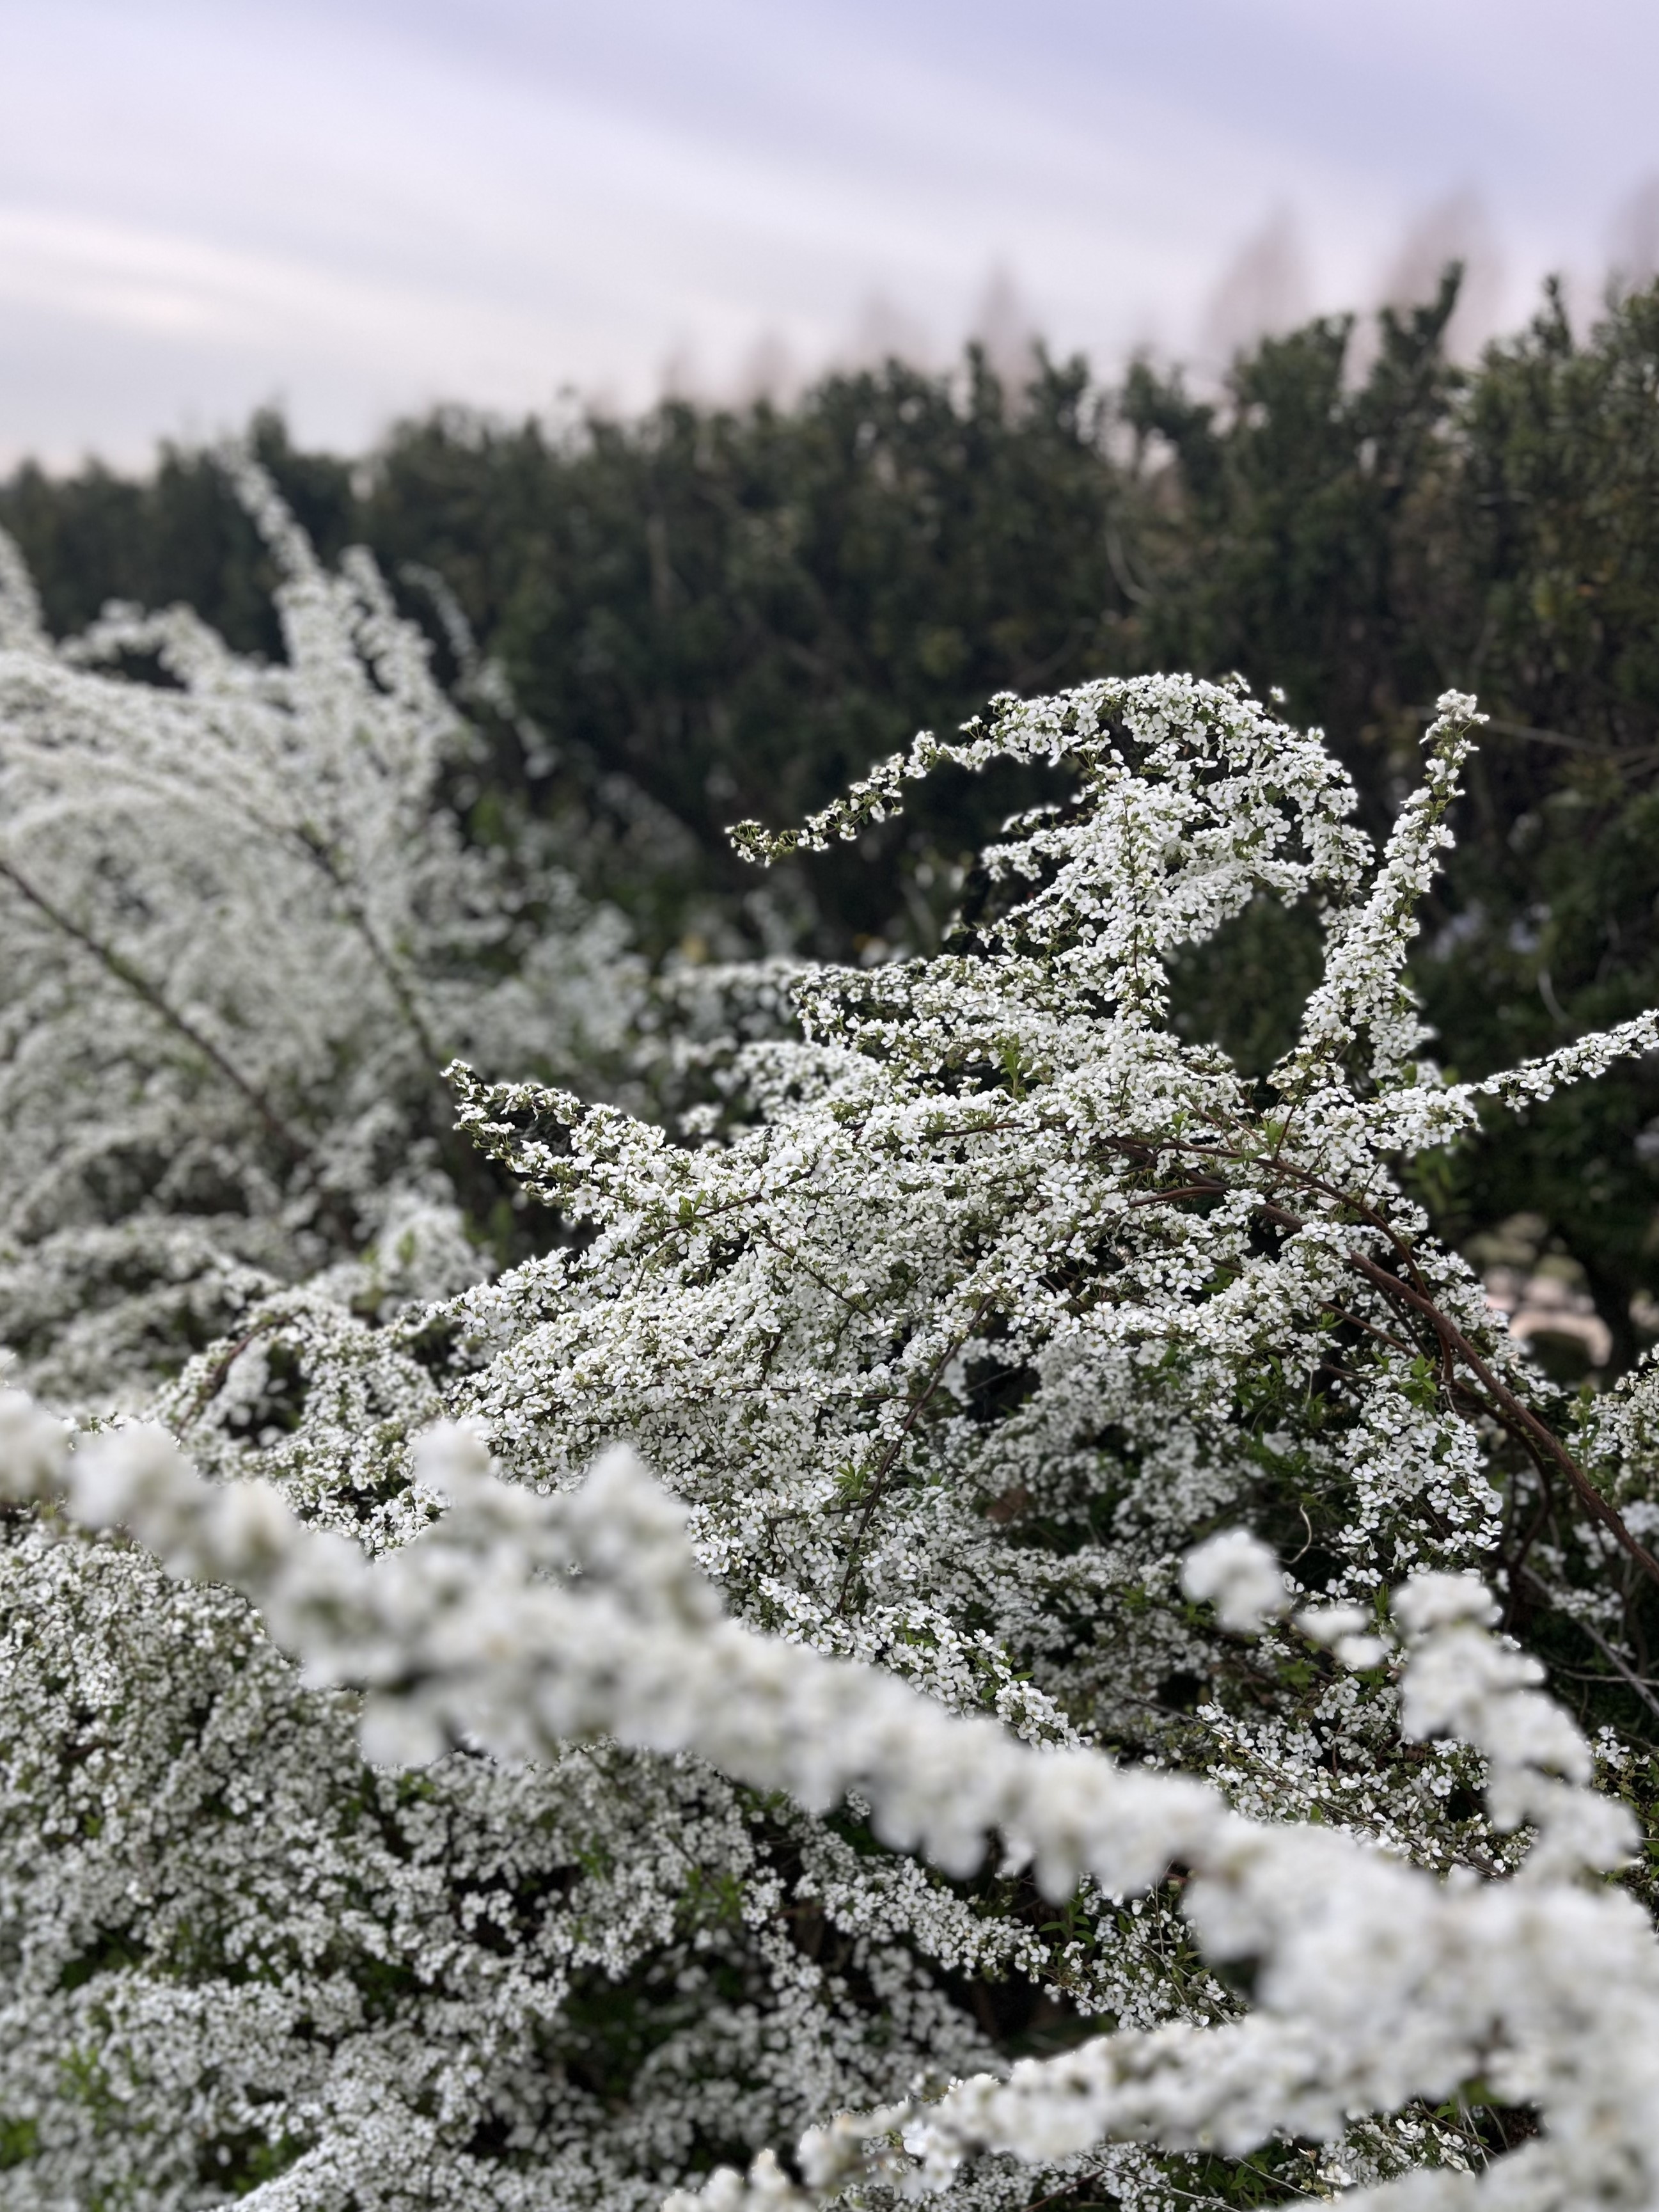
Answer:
[3,1410,1652,2212]
[0,453,637,1404]
[1182,1529,1291,1633]
[6,660,1659,2209]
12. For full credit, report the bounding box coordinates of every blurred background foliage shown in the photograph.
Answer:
[9,268,1659,1373]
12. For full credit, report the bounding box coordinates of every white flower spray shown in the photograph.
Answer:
[6,663,1659,2208]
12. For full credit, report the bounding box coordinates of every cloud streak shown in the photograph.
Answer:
[1,0,1655,464]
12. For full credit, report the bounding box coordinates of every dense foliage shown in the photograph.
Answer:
[0,453,633,1407]
[10,274,1659,1377]
[7,281,1659,2210]
[6,453,1659,2206]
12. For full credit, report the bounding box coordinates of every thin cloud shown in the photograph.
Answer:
[1198,209,1312,374]
[3,0,1659,464]
[1380,187,1507,358]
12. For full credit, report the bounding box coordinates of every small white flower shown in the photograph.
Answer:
[1183,1529,1290,1633]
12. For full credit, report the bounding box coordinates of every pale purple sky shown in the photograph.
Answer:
[2,0,1656,467]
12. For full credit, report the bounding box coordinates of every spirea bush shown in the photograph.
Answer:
[0,454,635,1405]
[7,642,1659,2210]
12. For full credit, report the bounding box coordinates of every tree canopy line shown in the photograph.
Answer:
[8,264,1659,1370]
[12,272,1659,2212]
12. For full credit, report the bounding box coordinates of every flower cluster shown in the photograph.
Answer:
[6,647,1659,2210]
[3,1405,1652,2212]
[0,453,635,1403]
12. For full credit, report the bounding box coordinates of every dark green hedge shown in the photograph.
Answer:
[11,268,1659,1361]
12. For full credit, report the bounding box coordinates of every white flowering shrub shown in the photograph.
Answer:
[6,670,1659,2209]
[0,456,636,1404]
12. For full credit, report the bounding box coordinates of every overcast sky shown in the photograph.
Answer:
[2,0,1657,468]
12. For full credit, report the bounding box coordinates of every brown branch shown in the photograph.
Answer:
[752,1225,874,1316]
[1339,1245,1659,1591]
[1325,1300,1419,1362]
[1518,1563,1659,1725]
[0,853,316,1169]
[173,1316,280,1429]
[1089,1128,1659,1597]
[836,1293,991,1615]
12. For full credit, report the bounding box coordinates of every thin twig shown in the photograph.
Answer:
[1086,1128,1659,1597]
[1518,1565,1659,1723]
[1340,1245,1659,1592]
[836,1293,991,1614]
[0,852,314,1167]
